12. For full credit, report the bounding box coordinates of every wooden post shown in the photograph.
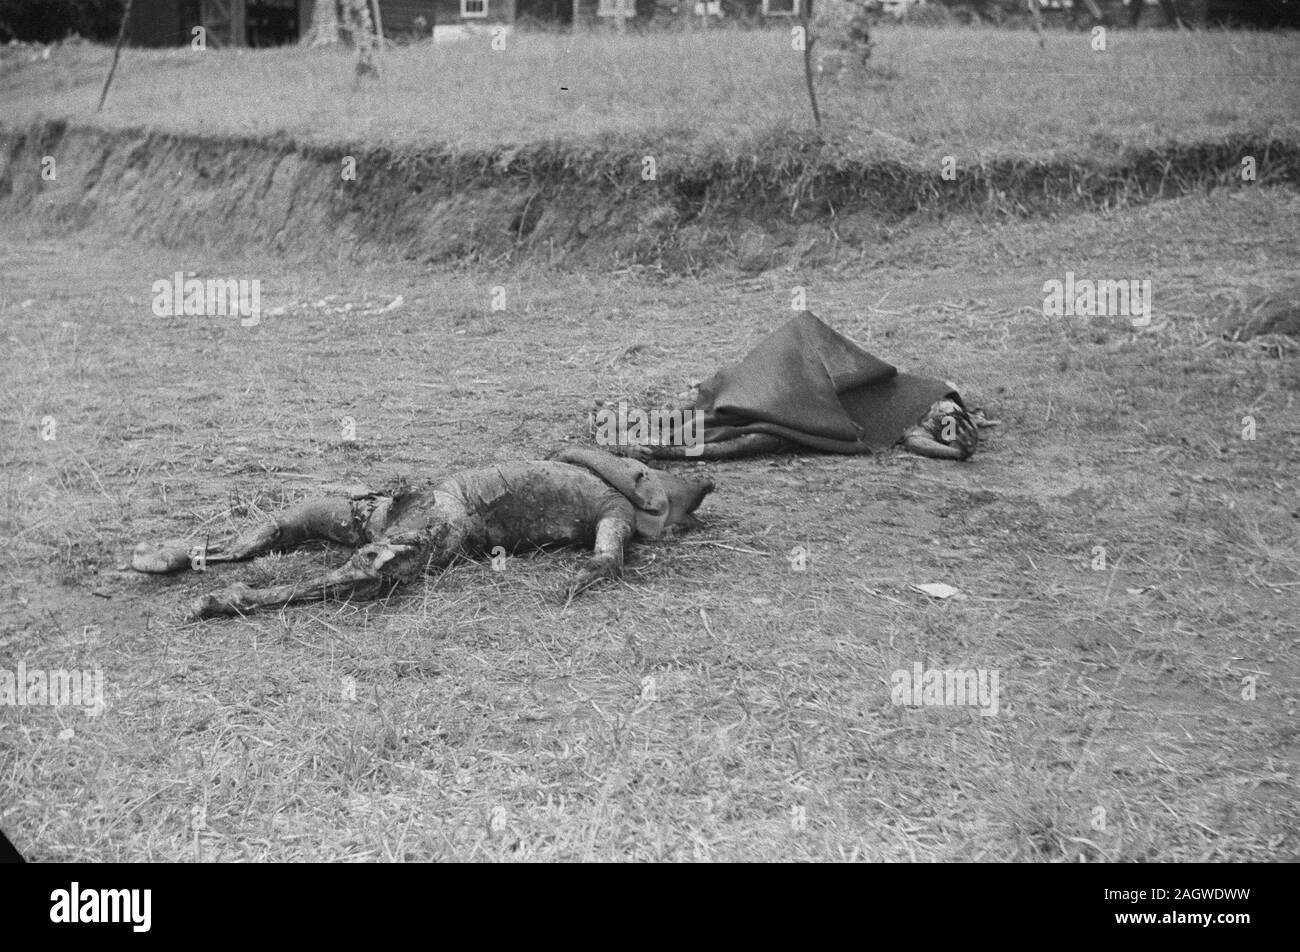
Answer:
[96,0,134,112]
[798,0,820,128]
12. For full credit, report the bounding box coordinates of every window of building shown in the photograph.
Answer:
[762,0,801,16]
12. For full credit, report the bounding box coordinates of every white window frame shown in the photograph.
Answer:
[761,0,801,16]
[461,0,489,19]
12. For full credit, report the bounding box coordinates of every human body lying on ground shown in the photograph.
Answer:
[131,448,714,621]
[623,397,989,461]
[599,312,996,462]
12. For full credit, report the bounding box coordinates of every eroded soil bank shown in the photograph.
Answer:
[2,120,1296,271]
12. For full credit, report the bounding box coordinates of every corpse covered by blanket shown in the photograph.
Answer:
[692,312,960,454]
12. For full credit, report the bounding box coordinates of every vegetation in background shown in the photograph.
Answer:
[0,0,124,43]
[1,25,1296,162]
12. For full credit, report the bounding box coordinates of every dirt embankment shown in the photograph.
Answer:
[2,120,1297,271]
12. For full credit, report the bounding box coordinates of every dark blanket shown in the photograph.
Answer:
[696,313,960,454]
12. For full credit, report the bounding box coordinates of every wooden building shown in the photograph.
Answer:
[126,1,492,47]
[128,0,314,47]
[125,0,810,46]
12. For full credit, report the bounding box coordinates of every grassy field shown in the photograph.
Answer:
[1,185,1297,861]
[2,24,1297,161]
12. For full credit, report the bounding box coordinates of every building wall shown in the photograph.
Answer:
[124,0,809,46]
[515,0,574,23]
[129,0,453,46]
[453,0,787,25]
[569,0,795,24]
[378,0,441,31]
[427,0,516,24]
[127,0,192,47]
[298,0,440,35]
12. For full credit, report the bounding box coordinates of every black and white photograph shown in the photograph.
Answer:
[0,0,1296,875]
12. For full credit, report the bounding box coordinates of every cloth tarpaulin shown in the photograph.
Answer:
[694,312,959,453]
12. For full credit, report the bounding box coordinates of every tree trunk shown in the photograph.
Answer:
[306,0,342,45]
[1027,0,1045,47]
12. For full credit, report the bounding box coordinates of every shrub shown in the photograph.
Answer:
[0,0,124,43]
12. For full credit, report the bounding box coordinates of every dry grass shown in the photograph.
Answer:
[1,24,1297,161]
[1,185,1296,860]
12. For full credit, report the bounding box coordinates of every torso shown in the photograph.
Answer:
[389,462,630,556]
